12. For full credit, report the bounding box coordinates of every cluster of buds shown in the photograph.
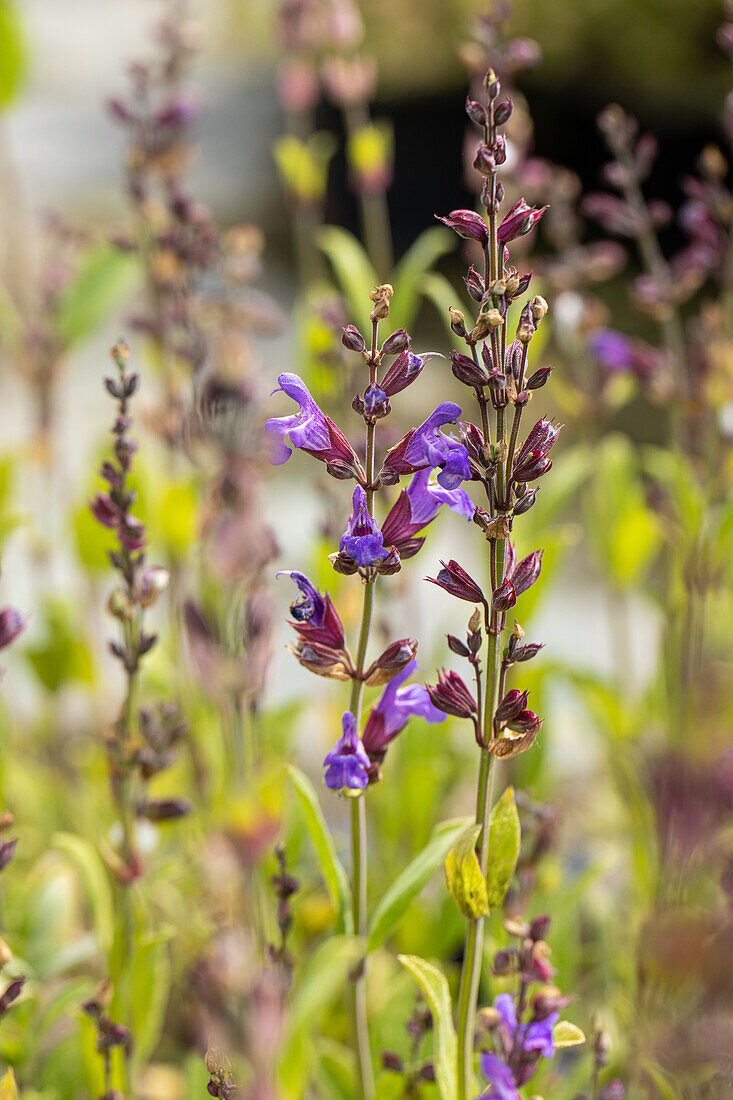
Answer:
[477,915,573,1097]
[82,982,132,1100]
[268,843,299,981]
[91,343,189,879]
[108,2,220,398]
[381,995,435,1090]
[205,1049,241,1100]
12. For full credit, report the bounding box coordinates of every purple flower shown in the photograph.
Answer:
[380,404,471,490]
[362,659,444,759]
[323,712,370,791]
[436,208,488,243]
[277,571,345,649]
[479,1053,519,1100]
[381,470,473,557]
[495,992,558,1058]
[339,486,390,567]
[589,329,662,380]
[266,373,360,474]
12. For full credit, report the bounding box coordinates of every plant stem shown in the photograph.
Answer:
[345,321,380,1100]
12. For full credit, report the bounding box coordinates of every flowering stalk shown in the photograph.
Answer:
[91,341,189,884]
[433,69,555,1098]
[269,283,473,1096]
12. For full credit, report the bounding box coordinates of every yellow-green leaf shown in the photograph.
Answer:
[553,1020,587,1048]
[444,824,489,919]
[0,1068,18,1100]
[485,787,520,908]
[0,2,25,110]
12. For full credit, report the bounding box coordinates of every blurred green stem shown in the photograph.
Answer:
[343,103,393,278]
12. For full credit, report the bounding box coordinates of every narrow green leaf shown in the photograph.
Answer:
[52,833,114,957]
[397,955,457,1100]
[54,243,138,347]
[390,226,454,331]
[444,824,489,919]
[116,930,173,1069]
[287,935,361,1039]
[367,817,472,951]
[287,765,352,933]
[316,226,378,327]
[485,787,520,908]
[553,1020,586,1048]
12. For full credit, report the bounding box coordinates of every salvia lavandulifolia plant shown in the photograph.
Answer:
[268,283,474,1098]
[81,982,132,1100]
[429,69,579,1098]
[90,341,190,882]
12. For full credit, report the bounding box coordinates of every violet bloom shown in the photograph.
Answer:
[495,992,558,1058]
[266,372,359,473]
[362,659,444,761]
[277,571,345,649]
[479,1053,519,1100]
[323,712,370,792]
[381,404,471,490]
[339,486,390,567]
[381,470,473,558]
[589,329,662,380]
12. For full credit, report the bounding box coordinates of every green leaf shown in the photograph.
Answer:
[0,1068,17,1100]
[0,2,25,110]
[54,243,138,347]
[397,955,457,1100]
[553,1020,586,1048]
[25,599,95,691]
[390,226,454,331]
[316,226,378,327]
[287,765,352,934]
[52,832,114,957]
[367,817,472,951]
[287,935,361,1039]
[444,824,489,919]
[485,787,520,909]
[116,930,173,1069]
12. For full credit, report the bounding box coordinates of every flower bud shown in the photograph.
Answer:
[528,914,551,941]
[426,669,477,718]
[494,97,513,125]
[465,97,487,126]
[363,638,417,686]
[449,308,467,337]
[381,328,410,356]
[511,450,552,482]
[427,559,485,604]
[436,209,489,243]
[513,487,538,515]
[526,365,553,390]
[140,798,191,821]
[90,492,118,529]
[136,566,170,608]
[363,383,390,419]
[450,350,489,388]
[380,350,424,396]
[495,688,529,725]
[463,265,485,303]
[447,634,470,658]
[511,550,543,596]
[492,578,517,612]
[512,641,544,662]
[342,325,366,353]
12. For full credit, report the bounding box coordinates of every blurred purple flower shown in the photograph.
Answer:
[323,712,370,791]
[339,486,389,566]
[479,1053,519,1100]
[0,608,26,651]
[589,329,662,380]
[495,992,558,1058]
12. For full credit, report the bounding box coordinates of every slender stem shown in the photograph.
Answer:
[346,318,380,1100]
